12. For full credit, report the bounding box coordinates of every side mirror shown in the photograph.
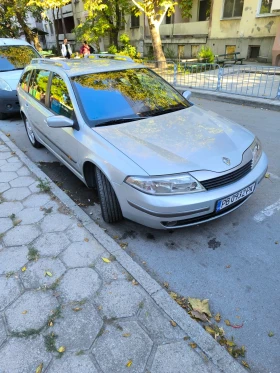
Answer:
[182,90,192,101]
[47,115,74,128]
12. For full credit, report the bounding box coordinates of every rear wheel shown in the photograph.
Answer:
[95,167,123,223]
[23,115,43,148]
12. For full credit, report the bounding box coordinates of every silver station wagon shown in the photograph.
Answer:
[17,56,268,229]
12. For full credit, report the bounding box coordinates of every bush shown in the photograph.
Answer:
[108,45,118,54]
[197,46,215,63]
[165,47,176,60]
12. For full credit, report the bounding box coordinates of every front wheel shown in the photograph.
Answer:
[95,168,123,223]
[23,115,43,148]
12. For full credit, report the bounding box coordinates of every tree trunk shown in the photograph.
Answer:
[60,8,67,38]
[52,8,60,55]
[110,28,119,49]
[147,17,166,68]
[16,12,33,44]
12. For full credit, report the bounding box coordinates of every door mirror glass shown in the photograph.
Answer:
[47,115,74,128]
[182,90,192,100]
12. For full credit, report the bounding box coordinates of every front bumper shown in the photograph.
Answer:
[114,152,268,229]
[0,90,20,114]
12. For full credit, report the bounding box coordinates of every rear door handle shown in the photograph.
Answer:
[25,103,29,108]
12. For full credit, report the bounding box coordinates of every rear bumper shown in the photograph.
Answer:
[114,152,268,229]
[0,90,19,114]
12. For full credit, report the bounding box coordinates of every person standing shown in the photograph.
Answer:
[80,41,91,58]
[61,38,72,59]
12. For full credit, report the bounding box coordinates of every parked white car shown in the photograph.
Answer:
[0,38,40,119]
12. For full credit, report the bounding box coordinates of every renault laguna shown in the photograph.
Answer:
[17,56,268,229]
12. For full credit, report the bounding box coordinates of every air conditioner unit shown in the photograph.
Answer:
[271,0,280,12]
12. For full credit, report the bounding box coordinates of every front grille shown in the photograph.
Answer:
[161,196,249,228]
[200,161,252,190]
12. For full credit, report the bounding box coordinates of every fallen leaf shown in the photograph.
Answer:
[126,360,132,367]
[241,361,250,369]
[188,298,212,317]
[48,321,54,327]
[205,326,215,335]
[21,266,27,272]
[189,342,197,349]
[163,282,169,288]
[275,241,279,245]
[120,242,128,249]
[225,319,231,326]
[72,307,82,312]
[190,310,209,322]
[45,271,53,277]
[77,223,83,227]
[6,133,10,137]
[132,279,138,285]
[35,363,43,373]
[169,292,178,299]
[214,313,221,322]
[225,264,231,269]
[183,336,190,340]
[265,173,270,178]
[122,333,131,337]
[102,257,111,263]
[170,320,177,327]
[22,310,28,315]
[84,238,89,242]
[226,340,236,347]
[268,331,274,337]
[57,346,66,353]
[113,235,119,240]
[98,305,103,310]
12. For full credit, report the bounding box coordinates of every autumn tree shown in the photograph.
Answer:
[27,0,71,53]
[76,0,132,50]
[132,0,193,64]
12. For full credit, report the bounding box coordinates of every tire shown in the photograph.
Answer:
[95,167,123,223]
[23,115,43,148]
[0,112,8,120]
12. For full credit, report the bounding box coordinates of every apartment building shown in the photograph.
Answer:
[42,0,280,64]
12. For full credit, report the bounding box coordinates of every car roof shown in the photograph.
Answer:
[0,38,33,47]
[29,55,145,77]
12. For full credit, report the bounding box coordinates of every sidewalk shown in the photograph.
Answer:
[0,131,246,373]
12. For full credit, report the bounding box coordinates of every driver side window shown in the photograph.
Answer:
[49,73,74,119]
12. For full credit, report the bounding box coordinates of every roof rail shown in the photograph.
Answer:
[89,54,134,62]
[30,58,71,70]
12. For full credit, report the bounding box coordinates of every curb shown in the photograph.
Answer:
[176,87,280,112]
[0,130,247,373]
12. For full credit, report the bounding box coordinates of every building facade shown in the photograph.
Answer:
[41,0,280,64]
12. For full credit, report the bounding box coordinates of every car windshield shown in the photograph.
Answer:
[0,45,39,72]
[71,68,190,127]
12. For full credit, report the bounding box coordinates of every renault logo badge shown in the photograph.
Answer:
[222,157,231,166]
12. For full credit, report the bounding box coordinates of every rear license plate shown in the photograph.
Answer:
[216,183,255,212]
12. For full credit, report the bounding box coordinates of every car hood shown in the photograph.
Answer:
[0,70,22,90]
[94,106,254,176]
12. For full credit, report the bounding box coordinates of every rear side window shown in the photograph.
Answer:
[19,70,32,92]
[49,73,73,119]
[28,69,50,105]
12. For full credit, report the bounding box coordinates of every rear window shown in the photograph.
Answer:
[0,45,40,72]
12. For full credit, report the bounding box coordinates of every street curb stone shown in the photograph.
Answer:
[0,130,247,373]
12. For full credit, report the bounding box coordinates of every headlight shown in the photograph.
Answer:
[0,78,12,91]
[125,174,205,195]
[250,137,262,168]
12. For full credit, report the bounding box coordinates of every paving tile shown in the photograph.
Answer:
[0,162,23,172]
[0,246,28,275]
[17,207,45,224]
[0,152,12,160]
[21,258,66,289]
[52,303,103,351]
[22,193,51,208]
[0,202,23,218]
[47,354,99,373]
[0,171,17,182]
[3,225,40,246]
[17,166,31,176]
[5,290,59,332]
[2,187,31,201]
[94,255,127,283]
[0,182,9,193]
[92,321,153,373]
[0,336,51,373]
[0,276,21,311]
[60,241,104,268]
[0,217,13,235]
[10,176,35,188]
[33,232,70,256]
[40,213,73,233]
[58,268,101,302]
[96,280,145,319]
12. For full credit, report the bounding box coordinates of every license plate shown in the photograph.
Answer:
[216,183,256,212]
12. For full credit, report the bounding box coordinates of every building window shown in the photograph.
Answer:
[131,13,140,28]
[199,0,210,21]
[223,0,244,18]
[178,45,184,59]
[191,45,199,58]
[259,0,280,14]
[49,23,54,35]
[225,45,236,54]
[166,13,172,24]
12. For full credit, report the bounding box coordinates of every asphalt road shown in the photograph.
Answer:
[1,98,279,373]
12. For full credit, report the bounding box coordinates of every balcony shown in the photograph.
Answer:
[159,21,209,37]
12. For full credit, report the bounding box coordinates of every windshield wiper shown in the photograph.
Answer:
[144,104,187,117]
[95,117,147,127]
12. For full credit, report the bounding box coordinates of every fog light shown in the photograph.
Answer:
[165,221,178,227]
[6,104,12,109]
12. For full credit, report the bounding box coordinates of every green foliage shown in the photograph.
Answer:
[108,45,118,54]
[119,33,130,46]
[178,0,193,19]
[74,18,109,51]
[165,46,176,60]
[197,46,215,63]
[37,178,51,193]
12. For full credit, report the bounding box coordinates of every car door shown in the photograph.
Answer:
[44,72,81,174]
[25,69,52,145]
